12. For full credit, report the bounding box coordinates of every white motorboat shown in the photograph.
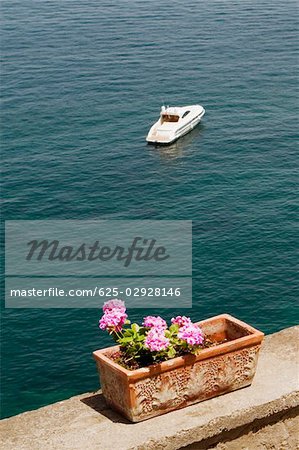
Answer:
[146,104,205,145]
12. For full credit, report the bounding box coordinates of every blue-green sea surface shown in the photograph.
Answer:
[1,0,298,418]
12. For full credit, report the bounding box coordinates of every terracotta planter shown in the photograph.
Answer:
[93,314,264,422]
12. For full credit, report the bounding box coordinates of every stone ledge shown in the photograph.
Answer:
[1,326,299,450]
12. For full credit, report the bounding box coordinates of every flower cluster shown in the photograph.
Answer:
[142,315,169,351]
[99,299,127,332]
[171,316,192,327]
[171,315,204,346]
[144,328,170,352]
[98,300,205,368]
[103,299,126,313]
[143,315,167,330]
[178,323,204,346]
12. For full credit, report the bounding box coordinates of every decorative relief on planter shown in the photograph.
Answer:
[130,345,260,419]
[134,367,192,416]
[97,363,128,413]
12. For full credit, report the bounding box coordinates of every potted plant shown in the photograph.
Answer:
[93,300,264,422]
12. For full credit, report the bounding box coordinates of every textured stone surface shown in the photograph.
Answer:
[181,408,299,449]
[212,414,299,450]
[1,326,299,450]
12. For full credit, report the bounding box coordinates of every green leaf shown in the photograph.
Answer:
[136,334,145,342]
[119,336,133,344]
[167,347,176,359]
[131,323,140,333]
[123,329,134,337]
[169,324,179,333]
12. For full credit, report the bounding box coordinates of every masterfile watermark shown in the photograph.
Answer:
[26,237,169,267]
[6,220,192,276]
[6,278,192,308]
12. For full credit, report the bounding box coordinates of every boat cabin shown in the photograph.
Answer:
[160,106,191,124]
[161,114,179,123]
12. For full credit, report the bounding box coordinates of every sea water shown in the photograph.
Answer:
[1,0,298,418]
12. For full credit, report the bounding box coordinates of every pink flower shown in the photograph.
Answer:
[142,316,167,330]
[102,299,126,314]
[171,316,192,327]
[178,323,204,346]
[99,309,127,332]
[144,328,170,352]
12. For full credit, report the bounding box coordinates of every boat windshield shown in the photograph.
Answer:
[161,114,179,123]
